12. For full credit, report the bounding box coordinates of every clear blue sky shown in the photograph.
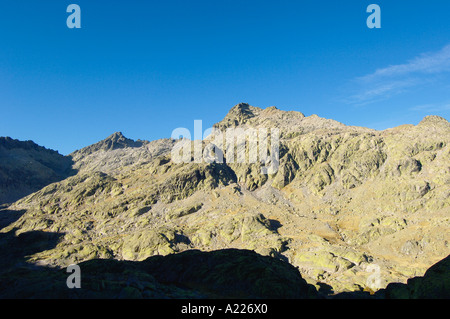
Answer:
[1,1,449,155]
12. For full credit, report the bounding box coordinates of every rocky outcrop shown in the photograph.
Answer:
[379,254,450,299]
[70,133,175,174]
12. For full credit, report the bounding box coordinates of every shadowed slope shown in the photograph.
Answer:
[0,137,74,205]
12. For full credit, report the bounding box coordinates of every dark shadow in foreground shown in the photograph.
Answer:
[331,254,450,299]
[0,221,448,299]
[0,246,320,299]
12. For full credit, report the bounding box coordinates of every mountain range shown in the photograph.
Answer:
[0,103,449,298]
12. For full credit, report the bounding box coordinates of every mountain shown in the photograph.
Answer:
[70,132,174,174]
[0,103,449,296]
[72,131,147,157]
[0,137,74,205]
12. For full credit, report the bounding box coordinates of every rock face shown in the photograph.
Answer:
[70,133,175,174]
[380,254,450,299]
[0,137,74,205]
[0,103,449,297]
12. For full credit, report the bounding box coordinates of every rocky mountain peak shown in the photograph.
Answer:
[215,103,348,134]
[218,103,262,127]
[71,132,147,157]
[0,136,59,155]
[103,131,136,146]
[108,131,125,140]
[418,115,449,128]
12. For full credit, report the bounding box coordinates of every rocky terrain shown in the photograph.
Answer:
[0,137,74,205]
[0,103,449,297]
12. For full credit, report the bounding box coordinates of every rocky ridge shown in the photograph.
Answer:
[0,137,74,205]
[0,103,449,296]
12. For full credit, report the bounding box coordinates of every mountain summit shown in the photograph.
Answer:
[418,115,450,129]
[225,102,260,121]
[72,132,147,157]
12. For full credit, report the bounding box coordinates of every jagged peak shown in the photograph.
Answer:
[418,115,449,127]
[226,103,261,118]
[72,131,146,157]
[0,136,62,155]
[213,103,262,129]
[214,103,352,132]
[104,131,127,143]
[0,136,40,150]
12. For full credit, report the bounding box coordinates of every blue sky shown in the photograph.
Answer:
[1,1,449,155]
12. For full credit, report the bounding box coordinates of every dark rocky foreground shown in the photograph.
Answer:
[0,240,319,299]
[377,254,450,299]
[0,226,448,299]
